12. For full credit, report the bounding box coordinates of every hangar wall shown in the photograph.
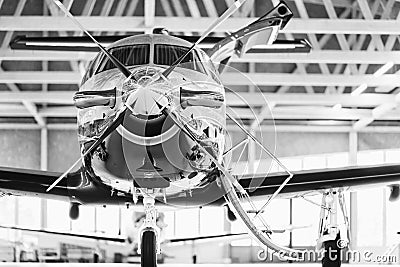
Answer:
[1,129,399,171]
[0,129,399,263]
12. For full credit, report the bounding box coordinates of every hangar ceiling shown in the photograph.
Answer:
[0,0,400,132]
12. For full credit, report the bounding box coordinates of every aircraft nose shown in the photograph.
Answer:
[126,87,167,117]
[120,87,175,138]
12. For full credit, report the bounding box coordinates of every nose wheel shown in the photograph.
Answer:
[138,194,160,267]
[141,230,157,267]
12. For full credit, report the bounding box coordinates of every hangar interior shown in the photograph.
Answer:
[0,0,400,265]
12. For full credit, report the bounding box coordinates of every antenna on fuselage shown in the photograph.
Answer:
[153,28,169,35]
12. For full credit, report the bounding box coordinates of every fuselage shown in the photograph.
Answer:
[76,33,227,206]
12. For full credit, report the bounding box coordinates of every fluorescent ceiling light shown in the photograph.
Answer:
[351,61,394,96]
[332,103,342,110]
[351,83,368,96]
[373,61,394,77]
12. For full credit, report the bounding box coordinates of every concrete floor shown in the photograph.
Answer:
[0,264,391,267]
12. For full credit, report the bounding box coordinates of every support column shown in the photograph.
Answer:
[40,0,48,231]
[349,131,357,248]
[40,128,48,229]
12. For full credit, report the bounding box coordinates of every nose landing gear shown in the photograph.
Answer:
[316,190,350,267]
[141,231,157,267]
[138,194,160,267]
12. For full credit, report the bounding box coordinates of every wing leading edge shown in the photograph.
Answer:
[238,164,400,197]
[0,166,73,201]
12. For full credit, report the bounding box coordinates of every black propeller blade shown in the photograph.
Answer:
[47,107,128,192]
[53,0,133,80]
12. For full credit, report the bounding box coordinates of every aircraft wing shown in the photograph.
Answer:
[168,225,310,243]
[0,166,134,204]
[9,2,310,65]
[0,166,75,201]
[10,34,310,54]
[237,164,400,198]
[0,225,126,243]
[0,224,303,245]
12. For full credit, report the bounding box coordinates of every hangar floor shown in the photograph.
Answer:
[0,264,389,267]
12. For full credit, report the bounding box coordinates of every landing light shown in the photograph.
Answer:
[73,88,116,109]
[180,86,224,109]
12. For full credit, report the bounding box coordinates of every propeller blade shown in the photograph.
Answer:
[154,100,247,195]
[52,0,133,79]
[226,112,294,215]
[161,0,247,78]
[47,107,128,192]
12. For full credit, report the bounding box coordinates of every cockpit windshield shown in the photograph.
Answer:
[81,42,221,85]
[154,44,207,74]
[96,44,150,74]
[81,44,150,84]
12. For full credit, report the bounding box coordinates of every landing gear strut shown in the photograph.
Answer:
[316,191,350,267]
[138,194,160,267]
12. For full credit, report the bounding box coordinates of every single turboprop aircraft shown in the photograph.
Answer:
[2,0,400,266]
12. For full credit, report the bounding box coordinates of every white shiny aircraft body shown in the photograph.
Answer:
[2,1,400,267]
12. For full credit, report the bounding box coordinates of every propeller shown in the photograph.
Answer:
[47,0,247,192]
[47,0,139,192]
[144,0,247,88]
[46,107,128,192]
[161,0,246,79]
[154,100,246,195]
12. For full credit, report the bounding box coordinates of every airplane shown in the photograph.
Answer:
[1,0,400,266]
[0,219,311,264]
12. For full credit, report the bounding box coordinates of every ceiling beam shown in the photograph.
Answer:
[2,71,400,87]
[353,92,400,130]
[1,17,400,35]
[222,73,400,87]
[0,92,395,107]
[226,93,396,107]
[0,71,80,84]
[1,123,400,133]
[0,0,45,127]
[3,106,400,122]
[250,103,276,129]
[4,50,400,65]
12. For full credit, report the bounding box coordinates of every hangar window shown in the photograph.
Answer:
[154,44,206,74]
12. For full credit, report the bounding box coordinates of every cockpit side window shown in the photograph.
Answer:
[81,54,101,85]
[154,44,206,74]
[95,44,150,74]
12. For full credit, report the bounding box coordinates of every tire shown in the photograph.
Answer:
[322,232,341,267]
[141,231,157,267]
